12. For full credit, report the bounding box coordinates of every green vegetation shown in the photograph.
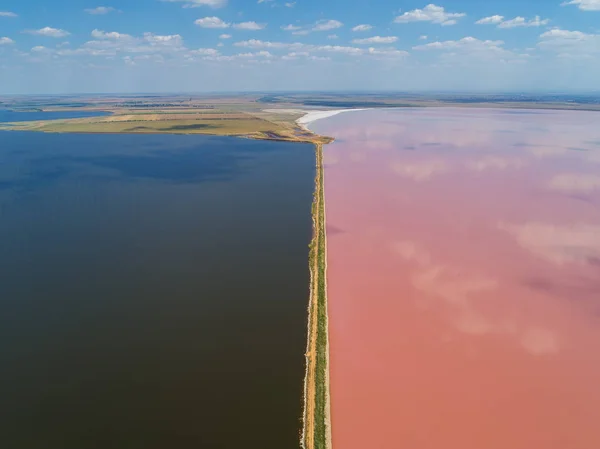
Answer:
[304,143,330,449]
[0,108,334,145]
[314,144,329,449]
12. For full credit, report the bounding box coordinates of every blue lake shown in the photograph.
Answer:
[0,131,314,449]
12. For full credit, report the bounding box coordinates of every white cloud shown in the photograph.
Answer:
[233,21,266,30]
[312,19,343,31]
[281,24,301,31]
[161,0,227,8]
[0,37,15,45]
[352,24,372,32]
[413,36,524,63]
[25,27,71,38]
[394,4,466,26]
[189,47,219,55]
[475,15,504,25]
[0,11,18,17]
[283,19,343,35]
[367,47,409,57]
[219,34,231,39]
[84,6,116,15]
[195,16,230,28]
[352,36,398,44]
[31,46,49,52]
[60,31,187,57]
[538,28,600,56]
[282,51,310,60]
[314,45,362,55]
[234,39,295,48]
[498,16,550,29]
[562,0,600,10]
[257,0,274,2]
[91,29,133,40]
[414,36,504,51]
[285,2,296,7]
[143,33,183,46]
[419,35,428,40]
[236,50,273,58]
[328,34,338,39]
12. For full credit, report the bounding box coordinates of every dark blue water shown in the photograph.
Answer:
[0,109,111,122]
[0,132,314,449]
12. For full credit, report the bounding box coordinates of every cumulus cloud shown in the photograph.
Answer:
[234,39,295,48]
[0,11,18,17]
[91,29,133,40]
[394,4,466,26]
[195,16,230,28]
[327,34,338,39]
[32,45,54,54]
[161,0,227,8]
[538,28,600,57]
[219,34,231,39]
[314,45,362,55]
[561,0,600,10]
[25,27,71,38]
[498,16,550,29]
[312,19,343,31]
[548,173,600,193]
[281,51,310,60]
[414,36,504,51]
[499,222,600,265]
[391,159,449,181]
[233,21,266,30]
[285,2,296,7]
[57,31,186,57]
[281,19,342,36]
[352,36,398,45]
[352,24,372,32]
[0,37,15,45]
[84,6,116,15]
[419,35,428,40]
[475,15,504,25]
[189,47,219,55]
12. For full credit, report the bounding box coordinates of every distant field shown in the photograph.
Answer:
[0,108,332,144]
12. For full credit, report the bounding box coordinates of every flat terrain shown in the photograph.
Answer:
[1,92,599,144]
[312,108,600,449]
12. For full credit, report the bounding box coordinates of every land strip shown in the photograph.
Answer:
[0,109,333,145]
[302,142,331,449]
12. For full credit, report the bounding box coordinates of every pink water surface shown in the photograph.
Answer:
[311,108,600,449]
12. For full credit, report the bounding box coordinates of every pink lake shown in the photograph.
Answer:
[310,108,600,449]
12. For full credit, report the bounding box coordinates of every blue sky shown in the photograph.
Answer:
[0,0,599,93]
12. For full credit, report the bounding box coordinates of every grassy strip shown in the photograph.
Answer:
[304,143,330,449]
[314,143,329,449]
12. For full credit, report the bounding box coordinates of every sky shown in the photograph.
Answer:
[0,0,599,94]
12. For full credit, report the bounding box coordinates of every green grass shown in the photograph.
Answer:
[34,118,283,135]
[312,144,329,449]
